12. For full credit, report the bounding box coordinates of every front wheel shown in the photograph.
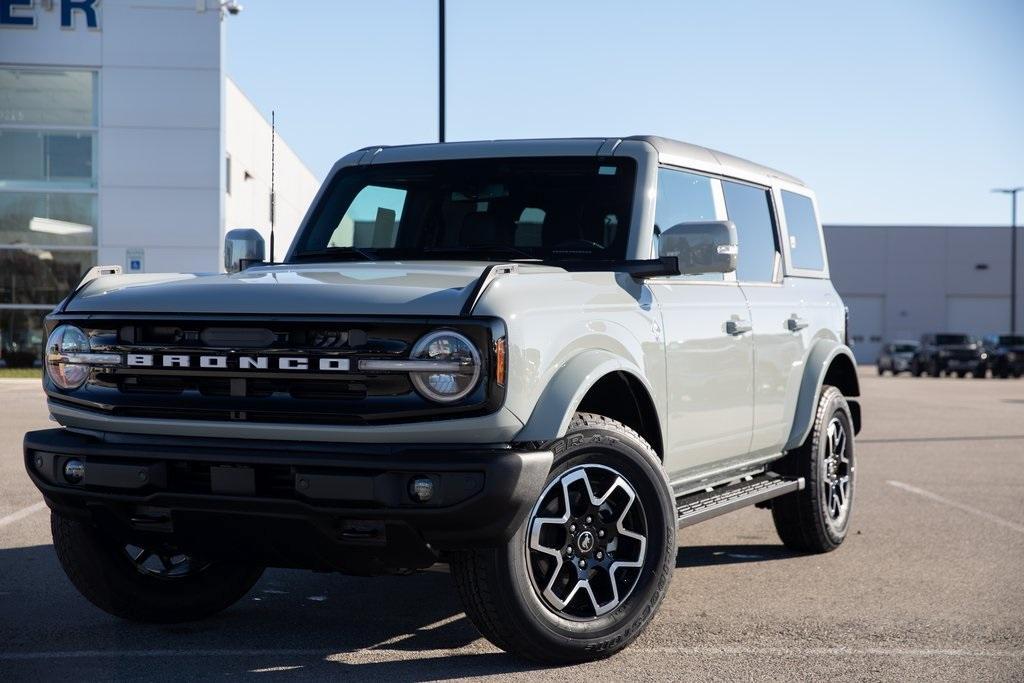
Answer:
[770,386,855,553]
[450,413,676,664]
[51,513,264,623]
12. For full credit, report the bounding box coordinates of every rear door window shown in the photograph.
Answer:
[781,191,825,271]
[722,180,778,283]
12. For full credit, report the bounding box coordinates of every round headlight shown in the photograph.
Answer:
[45,325,91,389]
[409,330,481,403]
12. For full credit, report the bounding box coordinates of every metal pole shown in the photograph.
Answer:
[438,0,446,143]
[1012,190,1018,334]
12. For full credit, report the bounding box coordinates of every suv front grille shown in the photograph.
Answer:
[47,315,504,425]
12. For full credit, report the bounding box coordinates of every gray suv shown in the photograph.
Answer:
[24,136,861,664]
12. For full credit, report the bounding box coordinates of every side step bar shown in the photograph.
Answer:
[676,473,804,528]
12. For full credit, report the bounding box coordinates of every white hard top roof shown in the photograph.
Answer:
[346,135,804,187]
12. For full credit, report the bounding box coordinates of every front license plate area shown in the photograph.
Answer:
[210,465,256,495]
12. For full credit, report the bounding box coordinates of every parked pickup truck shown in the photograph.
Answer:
[25,136,860,664]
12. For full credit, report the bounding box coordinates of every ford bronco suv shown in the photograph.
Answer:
[25,136,860,664]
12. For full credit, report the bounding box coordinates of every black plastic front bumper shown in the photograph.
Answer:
[24,428,551,574]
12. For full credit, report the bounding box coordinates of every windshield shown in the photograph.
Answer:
[998,335,1024,346]
[935,334,971,345]
[290,157,636,263]
[893,344,918,353]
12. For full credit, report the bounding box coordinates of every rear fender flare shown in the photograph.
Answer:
[784,340,860,451]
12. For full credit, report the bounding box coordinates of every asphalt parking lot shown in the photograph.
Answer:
[1,370,1022,681]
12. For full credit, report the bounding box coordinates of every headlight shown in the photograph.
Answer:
[45,325,91,389]
[409,330,481,403]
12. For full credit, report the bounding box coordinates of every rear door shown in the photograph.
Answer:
[723,180,807,459]
[647,168,754,480]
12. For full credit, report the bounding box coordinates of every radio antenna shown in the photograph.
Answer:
[269,109,276,263]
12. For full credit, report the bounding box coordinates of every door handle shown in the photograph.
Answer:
[726,319,752,336]
[786,316,809,332]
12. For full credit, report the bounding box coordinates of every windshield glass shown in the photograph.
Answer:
[998,335,1024,346]
[290,157,636,262]
[935,334,971,345]
[893,344,918,353]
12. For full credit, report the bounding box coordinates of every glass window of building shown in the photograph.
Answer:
[0,68,98,368]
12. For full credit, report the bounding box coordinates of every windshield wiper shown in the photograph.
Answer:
[421,245,540,261]
[291,246,377,262]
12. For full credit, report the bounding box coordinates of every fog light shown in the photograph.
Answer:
[409,476,434,503]
[63,459,85,484]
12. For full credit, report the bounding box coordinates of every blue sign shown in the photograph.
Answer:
[0,0,100,29]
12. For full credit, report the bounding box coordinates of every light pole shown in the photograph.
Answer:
[439,0,446,143]
[993,187,1023,334]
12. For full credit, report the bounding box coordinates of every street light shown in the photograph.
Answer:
[993,187,1023,334]
[439,0,446,143]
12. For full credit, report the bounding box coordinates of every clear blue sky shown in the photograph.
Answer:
[227,0,1023,226]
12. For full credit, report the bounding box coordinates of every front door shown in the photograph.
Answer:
[650,167,754,481]
[651,280,754,479]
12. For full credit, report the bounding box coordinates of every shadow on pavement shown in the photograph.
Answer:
[0,543,551,679]
[676,544,799,568]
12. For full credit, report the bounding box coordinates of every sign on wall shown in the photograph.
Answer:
[125,248,145,273]
[0,0,100,29]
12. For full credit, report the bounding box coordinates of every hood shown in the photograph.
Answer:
[64,262,499,316]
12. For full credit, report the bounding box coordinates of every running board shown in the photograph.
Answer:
[676,473,804,528]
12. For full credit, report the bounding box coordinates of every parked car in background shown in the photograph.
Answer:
[982,334,1024,379]
[876,340,920,375]
[912,333,987,378]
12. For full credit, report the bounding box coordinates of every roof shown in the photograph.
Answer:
[626,135,805,187]
[342,136,805,188]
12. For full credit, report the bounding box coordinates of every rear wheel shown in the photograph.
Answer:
[771,386,855,553]
[450,413,675,664]
[972,366,986,379]
[51,512,264,623]
[928,359,941,377]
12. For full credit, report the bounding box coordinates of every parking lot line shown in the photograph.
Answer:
[887,480,1024,535]
[0,645,1020,662]
[0,501,46,529]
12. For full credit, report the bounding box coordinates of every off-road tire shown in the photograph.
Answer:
[449,413,676,664]
[770,386,855,553]
[972,366,986,379]
[928,359,941,377]
[51,512,264,623]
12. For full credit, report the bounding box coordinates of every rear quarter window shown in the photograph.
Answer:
[781,190,825,271]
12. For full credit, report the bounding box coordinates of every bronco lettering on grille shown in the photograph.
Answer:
[123,354,350,371]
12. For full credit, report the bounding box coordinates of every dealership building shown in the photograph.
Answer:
[825,224,1024,363]
[0,0,318,366]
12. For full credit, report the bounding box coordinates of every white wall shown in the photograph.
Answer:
[224,78,320,263]
[0,0,226,274]
[825,225,1024,361]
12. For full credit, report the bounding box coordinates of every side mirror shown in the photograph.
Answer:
[224,228,266,273]
[658,220,737,275]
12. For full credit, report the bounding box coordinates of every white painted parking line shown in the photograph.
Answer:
[0,501,46,529]
[887,480,1024,535]
[0,645,1020,662]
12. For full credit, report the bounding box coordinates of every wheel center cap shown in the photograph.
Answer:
[577,530,595,553]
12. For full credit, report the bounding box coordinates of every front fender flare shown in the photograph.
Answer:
[514,349,658,444]
[784,340,860,451]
